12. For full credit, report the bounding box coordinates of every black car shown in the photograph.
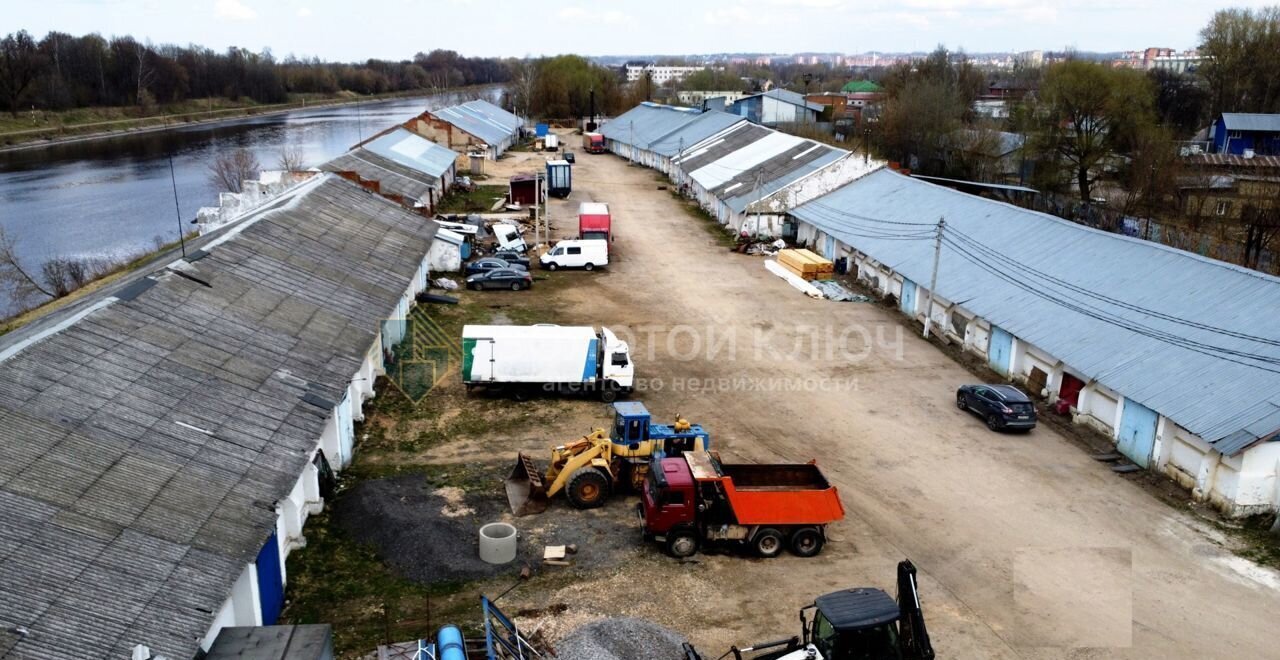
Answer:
[564,152,575,164]
[465,257,528,276]
[956,384,1036,431]
[490,250,530,268]
[466,268,533,291]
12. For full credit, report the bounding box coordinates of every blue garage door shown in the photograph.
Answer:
[1117,399,1159,468]
[824,235,836,260]
[988,325,1013,375]
[256,532,284,625]
[900,279,918,316]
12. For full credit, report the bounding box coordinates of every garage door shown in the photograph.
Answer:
[256,532,284,625]
[1117,399,1159,468]
[901,279,918,316]
[988,325,1013,375]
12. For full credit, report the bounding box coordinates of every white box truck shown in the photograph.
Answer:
[539,239,609,271]
[461,325,634,401]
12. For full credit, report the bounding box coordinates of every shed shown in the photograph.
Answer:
[730,89,824,126]
[1211,113,1280,156]
[509,173,540,206]
[428,227,465,273]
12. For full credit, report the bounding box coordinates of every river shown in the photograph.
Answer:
[0,86,501,314]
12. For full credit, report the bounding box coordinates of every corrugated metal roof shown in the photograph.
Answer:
[432,99,520,147]
[0,175,438,659]
[600,103,702,148]
[363,127,457,178]
[1184,153,1280,169]
[792,169,1280,455]
[1221,113,1280,133]
[322,148,436,201]
[649,111,746,157]
[739,89,825,112]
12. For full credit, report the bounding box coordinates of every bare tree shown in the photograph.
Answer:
[208,148,261,193]
[0,227,54,309]
[276,146,304,171]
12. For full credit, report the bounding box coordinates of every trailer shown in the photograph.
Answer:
[578,202,611,244]
[544,133,560,151]
[546,160,572,198]
[583,132,605,153]
[462,324,633,400]
[641,450,844,558]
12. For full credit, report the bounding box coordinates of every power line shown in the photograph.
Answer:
[938,236,1280,373]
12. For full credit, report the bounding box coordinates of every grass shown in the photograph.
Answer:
[1226,515,1280,569]
[437,185,509,214]
[0,233,196,338]
[279,279,575,656]
[668,189,738,248]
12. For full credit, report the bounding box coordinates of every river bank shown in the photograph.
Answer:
[0,85,498,153]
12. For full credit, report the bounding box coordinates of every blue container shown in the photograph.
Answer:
[535,123,549,137]
[437,625,465,660]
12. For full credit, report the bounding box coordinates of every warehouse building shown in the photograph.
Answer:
[790,169,1280,517]
[403,99,522,160]
[324,127,459,214]
[0,174,437,658]
[602,102,880,236]
[728,89,824,126]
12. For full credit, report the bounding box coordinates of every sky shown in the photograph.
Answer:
[6,0,1275,61]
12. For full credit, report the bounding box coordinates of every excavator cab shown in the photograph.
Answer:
[704,561,933,660]
[800,561,934,660]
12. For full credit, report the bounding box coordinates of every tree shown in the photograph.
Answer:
[1199,6,1280,116]
[0,227,54,309]
[277,146,304,171]
[1148,69,1209,138]
[0,30,43,114]
[208,149,260,193]
[876,46,983,173]
[1032,61,1155,203]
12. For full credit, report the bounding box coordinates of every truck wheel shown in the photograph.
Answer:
[753,528,785,558]
[789,527,825,558]
[566,468,611,509]
[599,384,618,403]
[584,262,594,271]
[547,262,558,271]
[667,529,700,558]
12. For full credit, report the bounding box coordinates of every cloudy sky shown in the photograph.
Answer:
[8,0,1270,60]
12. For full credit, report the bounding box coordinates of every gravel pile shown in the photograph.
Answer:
[557,617,690,660]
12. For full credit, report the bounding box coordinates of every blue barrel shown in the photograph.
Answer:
[437,625,465,660]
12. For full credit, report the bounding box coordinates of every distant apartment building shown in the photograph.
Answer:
[1013,50,1044,68]
[677,90,751,107]
[1113,48,1204,73]
[625,63,714,84]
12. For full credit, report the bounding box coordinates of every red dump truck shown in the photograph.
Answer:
[640,451,845,559]
[578,202,611,244]
[583,132,605,153]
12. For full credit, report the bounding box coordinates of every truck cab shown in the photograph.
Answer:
[600,327,634,392]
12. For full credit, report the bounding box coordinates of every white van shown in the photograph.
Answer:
[540,239,609,271]
[492,223,528,254]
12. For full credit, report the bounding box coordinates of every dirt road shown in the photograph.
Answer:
[502,142,1280,658]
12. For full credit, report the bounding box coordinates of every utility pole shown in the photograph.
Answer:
[922,217,945,340]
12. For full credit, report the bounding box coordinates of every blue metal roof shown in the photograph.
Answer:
[433,99,520,147]
[363,127,458,178]
[738,88,825,112]
[792,169,1280,455]
[600,103,703,150]
[1220,113,1280,133]
[649,110,746,157]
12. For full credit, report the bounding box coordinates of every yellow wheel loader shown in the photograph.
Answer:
[505,402,711,516]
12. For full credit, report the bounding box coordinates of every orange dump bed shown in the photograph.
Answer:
[686,452,845,526]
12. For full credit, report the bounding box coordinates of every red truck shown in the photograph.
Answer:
[583,132,605,153]
[578,202,611,244]
[640,451,845,559]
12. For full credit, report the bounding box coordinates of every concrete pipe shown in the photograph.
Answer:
[479,522,518,564]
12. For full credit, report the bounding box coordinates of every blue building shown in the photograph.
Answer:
[1211,113,1280,155]
[729,89,823,126]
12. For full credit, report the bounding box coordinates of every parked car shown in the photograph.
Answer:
[490,250,530,268]
[466,268,533,291]
[465,257,528,276]
[956,384,1036,431]
[539,239,609,271]
[563,152,575,164]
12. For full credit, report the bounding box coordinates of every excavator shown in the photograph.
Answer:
[505,401,710,515]
[684,561,934,660]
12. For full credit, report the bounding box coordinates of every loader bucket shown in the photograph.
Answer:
[505,452,549,516]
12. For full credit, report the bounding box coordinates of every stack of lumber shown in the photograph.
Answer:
[777,249,834,281]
